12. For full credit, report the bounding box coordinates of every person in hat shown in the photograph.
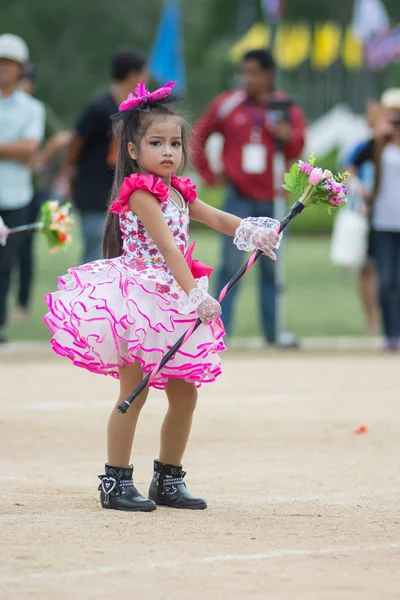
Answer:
[344,100,381,335]
[350,88,400,351]
[0,34,45,343]
[11,64,70,324]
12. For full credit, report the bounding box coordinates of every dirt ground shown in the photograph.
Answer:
[1,349,399,600]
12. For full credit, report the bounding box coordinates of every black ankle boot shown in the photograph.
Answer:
[98,464,156,512]
[148,460,207,510]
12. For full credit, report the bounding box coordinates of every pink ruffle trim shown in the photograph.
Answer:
[110,173,197,214]
[43,260,225,389]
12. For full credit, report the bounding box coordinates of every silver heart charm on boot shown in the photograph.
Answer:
[101,477,117,495]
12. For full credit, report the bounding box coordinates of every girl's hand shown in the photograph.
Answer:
[196,294,222,324]
[234,217,281,260]
[252,228,281,260]
[178,277,221,323]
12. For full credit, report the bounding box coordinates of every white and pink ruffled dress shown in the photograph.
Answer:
[44,174,225,389]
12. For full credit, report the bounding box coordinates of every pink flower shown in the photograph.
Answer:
[329,197,343,206]
[326,179,342,195]
[298,160,313,175]
[156,283,171,294]
[308,168,324,186]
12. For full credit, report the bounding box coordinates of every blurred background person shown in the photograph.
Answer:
[13,64,71,323]
[350,89,400,351]
[0,34,45,343]
[65,47,147,264]
[193,48,306,345]
[344,100,381,334]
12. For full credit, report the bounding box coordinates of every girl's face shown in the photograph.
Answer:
[129,116,183,179]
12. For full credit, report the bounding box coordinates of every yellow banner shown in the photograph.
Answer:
[274,23,311,70]
[342,26,363,70]
[229,22,364,71]
[229,23,270,63]
[311,23,342,70]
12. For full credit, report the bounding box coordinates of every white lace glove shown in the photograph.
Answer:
[0,216,9,247]
[178,276,222,324]
[234,217,281,260]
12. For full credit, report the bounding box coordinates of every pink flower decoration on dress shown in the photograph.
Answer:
[308,167,324,186]
[172,175,197,203]
[110,174,169,214]
[119,80,176,112]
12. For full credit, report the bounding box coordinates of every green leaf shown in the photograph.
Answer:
[281,184,296,192]
[289,162,299,178]
[284,173,293,185]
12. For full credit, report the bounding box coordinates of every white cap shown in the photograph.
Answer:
[0,34,29,65]
[381,88,400,110]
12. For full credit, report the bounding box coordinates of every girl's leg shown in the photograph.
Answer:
[107,361,148,466]
[159,378,198,465]
[100,361,156,512]
[148,378,206,509]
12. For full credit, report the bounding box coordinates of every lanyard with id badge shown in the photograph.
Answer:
[242,103,268,175]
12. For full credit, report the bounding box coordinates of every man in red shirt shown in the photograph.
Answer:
[193,49,306,343]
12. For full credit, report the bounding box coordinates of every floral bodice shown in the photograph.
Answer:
[109,173,198,299]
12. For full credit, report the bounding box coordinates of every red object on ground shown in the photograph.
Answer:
[354,425,368,435]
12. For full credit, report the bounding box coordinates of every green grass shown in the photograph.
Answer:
[8,226,364,341]
[198,186,335,234]
[196,150,342,235]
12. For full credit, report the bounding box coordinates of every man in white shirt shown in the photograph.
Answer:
[0,34,45,342]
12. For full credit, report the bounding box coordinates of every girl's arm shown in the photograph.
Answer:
[189,198,241,236]
[129,190,198,295]
[129,190,222,323]
[189,197,280,259]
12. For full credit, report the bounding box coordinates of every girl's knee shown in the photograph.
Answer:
[167,381,198,413]
[118,362,149,412]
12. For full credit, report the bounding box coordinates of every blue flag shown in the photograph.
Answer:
[149,0,186,93]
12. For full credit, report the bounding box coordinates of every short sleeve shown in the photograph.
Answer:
[24,101,45,142]
[171,175,197,203]
[75,101,105,142]
[109,174,169,214]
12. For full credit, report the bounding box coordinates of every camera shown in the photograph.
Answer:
[267,97,293,123]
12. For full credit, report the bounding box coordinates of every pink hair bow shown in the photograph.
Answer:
[119,80,176,112]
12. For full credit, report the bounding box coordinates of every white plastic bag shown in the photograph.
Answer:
[330,208,369,270]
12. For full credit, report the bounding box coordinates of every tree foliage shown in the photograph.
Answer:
[2,0,400,124]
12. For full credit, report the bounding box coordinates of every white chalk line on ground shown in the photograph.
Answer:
[1,541,399,586]
[1,487,400,522]
[4,390,396,412]
[0,394,298,412]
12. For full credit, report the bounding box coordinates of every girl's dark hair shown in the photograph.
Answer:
[102,101,191,259]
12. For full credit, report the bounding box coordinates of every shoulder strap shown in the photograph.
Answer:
[216,91,246,122]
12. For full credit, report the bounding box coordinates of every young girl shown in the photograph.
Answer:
[44,81,280,512]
